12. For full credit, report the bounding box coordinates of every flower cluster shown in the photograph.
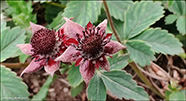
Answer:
[17,17,127,84]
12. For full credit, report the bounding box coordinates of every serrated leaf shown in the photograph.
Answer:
[168,1,186,16]
[67,66,83,87]
[106,1,133,21]
[135,28,184,55]
[169,91,186,101]
[125,40,155,66]
[108,53,130,70]
[31,76,55,101]
[165,14,178,25]
[1,27,26,62]
[100,70,149,100]
[71,82,83,97]
[124,1,164,39]
[62,1,101,26]
[87,72,106,101]
[176,16,186,35]
[1,65,29,100]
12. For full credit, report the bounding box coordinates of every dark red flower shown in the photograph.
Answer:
[56,17,127,84]
[16,22,71,77]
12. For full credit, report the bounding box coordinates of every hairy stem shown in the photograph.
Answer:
[46,1,66,9]
[103,0,164,98]
[103,0,122,43]
[1,63,29,68]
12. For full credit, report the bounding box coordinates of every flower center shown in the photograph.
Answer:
[31,28,56,55]
[76,27,105,60]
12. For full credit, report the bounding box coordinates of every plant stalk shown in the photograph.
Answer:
[102,0,122,43]
[103,0,165,99]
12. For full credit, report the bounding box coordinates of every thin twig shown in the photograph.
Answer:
[1,63,29,68]
[58,78,71,87]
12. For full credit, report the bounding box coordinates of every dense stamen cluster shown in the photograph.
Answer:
[76,26,109,60]
[31,28,56,55]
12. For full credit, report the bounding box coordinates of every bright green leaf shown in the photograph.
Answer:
[100,70,149,100]
[71,83,83,97]
[169,91,186,101]
[124,1,164,39]
[108,53,130,70]
[106,1,133,21]
[31,76,55,101]
[1,65,29,100]
[19,54,29,63]
[125,40,155,66]
[135,28,184,55]
[67,66,83,88]
[87,72,106,101]
[168,1,186,16]
[176,16,186,35]
[1,26,26,62]
[165,14,178,25]
[62,1,102,26]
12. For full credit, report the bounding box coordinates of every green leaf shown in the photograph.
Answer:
[100,70,149,100]
[31,76,55,101]
[1,65,29,100]
[47,11,65,30]
[168,1,186,16]
[125,40,155,66]
[71,83,83,97]
[108,53,130,70]
[62,1,102,26]
[87,72,106,101]
[42,2,63,24]
[165,14,178,25]
[67,66,83,88]
[124,1,164,39]
[19,54,29,63]
[135,28,184,55]
[106,1,133,21]
[169,91,186,101]
[6,1,36,28]
[176,16,186,35]
[1,26,26,62]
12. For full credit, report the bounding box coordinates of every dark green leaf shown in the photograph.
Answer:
[108,53,130,70]
[135,28,184,55]
[106,1,133,21]
[87,72,106,101]
[1,65,29,100]
[67,66,83,87]
[62,1,102,26]
[176,16,186,35]
[124,1,164,39]
[125,40,155,66]
[1,26,26,62]
[100,70,149,100]
[71,83,83,97]
[31,76,55,101]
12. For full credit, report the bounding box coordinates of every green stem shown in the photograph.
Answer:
[103,0,165,99]
[46,1,66,9]
[102,0,122,43]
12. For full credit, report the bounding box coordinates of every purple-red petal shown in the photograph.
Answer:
[55,46,80,62]
[75,58,83,67]
[104,41,127,55]
[20,58,43,76]
[80,60,95,85]
[96,19,107,35]
[65,38,79,46]
[30,22,45,34]
[86,22,93,30]
[63,17,84,39]
[16,44,34,55]
[98,56,110,72]
[44,59,60,77]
